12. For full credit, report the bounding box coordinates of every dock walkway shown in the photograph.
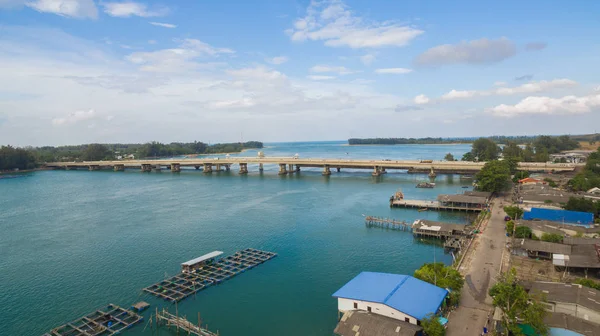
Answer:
[156,309,218,336]
[144,248,277,302]
[365,216,411,231]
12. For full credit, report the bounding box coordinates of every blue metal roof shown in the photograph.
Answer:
[523,208,594,225]
[332,272,448,320]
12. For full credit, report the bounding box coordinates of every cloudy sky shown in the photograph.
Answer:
[0,0,599,146]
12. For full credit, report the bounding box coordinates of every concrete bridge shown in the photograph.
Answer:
[46,157,579,176]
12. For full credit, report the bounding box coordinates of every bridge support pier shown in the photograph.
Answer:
[239,163,248,174]
[295,165,301,173]
[225,165,231,171]
[322,165,332,176]
[288,164,295,174]
[216,164,221,172]
[114,164,124,172]
[153,165,162,172]
[336,167,341,172]
[88,165,99,171]
[171,163,181,172]
[372,166,381,176]
[194,165,200,170]
[278,163,288,175]
[259,163,264,172]
[141,164,152,172]
[381,167,387,174]
[203,163,212,173]
[428,167,436,180]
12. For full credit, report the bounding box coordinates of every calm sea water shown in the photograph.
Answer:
[0,141,473,336]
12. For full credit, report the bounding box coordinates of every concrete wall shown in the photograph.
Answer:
[338,298,418,324]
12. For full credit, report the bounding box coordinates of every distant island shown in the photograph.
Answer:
[348,134,599,146]
[0,141,263,172]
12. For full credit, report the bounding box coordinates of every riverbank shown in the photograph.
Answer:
[0,167,49,175]
[341,143,466,146]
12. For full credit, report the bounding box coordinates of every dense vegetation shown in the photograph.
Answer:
[0,146,37,171]
[568,147,600,191]
[564,197,600,218]
[475,160,512,193]
[414,262,464,307]
[0,141,263,170]
[348,135,542,145]
[575,278,600,291]
[421,313,446,336]
[489,269,548,336]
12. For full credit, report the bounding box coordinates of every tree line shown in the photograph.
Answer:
[0,141,263,170]
[348,134,573,147]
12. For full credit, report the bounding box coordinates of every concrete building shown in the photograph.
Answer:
[436,194,488,210]
[530,282,600,324]
[332,272,448,326]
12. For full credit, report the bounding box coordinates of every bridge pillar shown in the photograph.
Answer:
[216,164,221,172]
[288,164,295,174]
[194,165,200,170]
[171,163,181,172]
[259,163,264,172]
[295,165,301,172]
[372,166,381,176]
[153,165,162,172]
[239,163,248,174]
[428,167,436,179]
[381,167,387,174]
[278,163,288,175]
[225,165,230,171]
[336,167,341,172]
[203,163,213,173]
[114,164,124,172]
[141,164,152,172]
[88,165,99,171]
[322,165,331,176]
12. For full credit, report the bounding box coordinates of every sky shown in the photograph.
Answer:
[0,0,599,146]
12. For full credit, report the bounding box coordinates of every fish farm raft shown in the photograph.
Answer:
[144,248,277,302]
[43,304,143,336]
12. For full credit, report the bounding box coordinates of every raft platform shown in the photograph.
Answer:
[156,308,218,336]
[43,304,143,336]
[143,248,277,302]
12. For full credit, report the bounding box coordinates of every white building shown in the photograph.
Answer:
[332,272,448,326]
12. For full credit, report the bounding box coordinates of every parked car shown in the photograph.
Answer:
[504,216,511,221]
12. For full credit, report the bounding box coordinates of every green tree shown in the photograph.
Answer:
[543,178,558,188]
[421,313,445,336]
[564,197,600,217]
[512,170,530,183]
[502,141,524,161]
[522,144,535,162]
[575,278,600,290]
[414,262,464,306]
[489,269,548,336]
[82,144,111,161]
[475,160,511,192]
[515,226,532,238]
[506,220,515,234]
[444,153,455,161]
[504,157,519,174]
[461,151,475,161]
[472,138,501,161]
[541,233,563,243]
[504,206,524,220]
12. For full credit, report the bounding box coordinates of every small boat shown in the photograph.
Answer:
[416,182,435,188]
[418,208,428,212]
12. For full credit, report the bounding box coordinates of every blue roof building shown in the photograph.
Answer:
[523,208,594,226]
[332,272,448,325]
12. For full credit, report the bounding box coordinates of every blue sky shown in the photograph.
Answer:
[0,0,599,146]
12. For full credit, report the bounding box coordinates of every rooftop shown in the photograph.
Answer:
[567,244,600,268]
[530,281,600,312]
[463,191,492,198]
[181,251,223,266]
[518,239,572,255]
[332,272,448,320]
[334,310,423,336]
[523,208,594,225]
[545,312,600,336]
[412,219,468,233]
[437,194,488,205]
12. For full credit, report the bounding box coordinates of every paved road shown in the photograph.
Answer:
[446,198,507,336]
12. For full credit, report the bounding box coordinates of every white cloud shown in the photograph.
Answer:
[102,1,168,18]
[266,56,289,65]
[415,37,516,67]
[23,0,98,19]
[414,94,430,105]
[52,109,96,125]
[525,42,547,51]
[360,54,376,65]
[494,81,507,87]
[488,93,600,117]
[126,38,234,73]
[287,0,423,48]
[375,68,412,74]
[417,79,578,104]
[307,75,335,80]
[310,65,354,75]
[150,22,176,29]
[226,66,286,81]
[148,40,157,44]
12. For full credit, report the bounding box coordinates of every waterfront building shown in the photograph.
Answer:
[436,194,488,210]
[332,272,448,326]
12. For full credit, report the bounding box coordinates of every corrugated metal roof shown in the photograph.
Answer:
[332,272,448,320]
[519,239,572,255]
[334,310,422,336]
[523,208,594,225]
[181,251,223,266]
[437,194,488,205]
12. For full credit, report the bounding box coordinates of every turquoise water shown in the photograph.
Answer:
[0,142,473,336]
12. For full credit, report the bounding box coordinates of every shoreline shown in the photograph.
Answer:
[183,148,258,157]
[342,143,469,146]
[0,167,49,175]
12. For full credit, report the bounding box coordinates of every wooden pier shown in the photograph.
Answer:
[156,308,218,336]
[143,248,277,302]
[43,304,143,336]
[389,199,484,212]
[365,216,412,231]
